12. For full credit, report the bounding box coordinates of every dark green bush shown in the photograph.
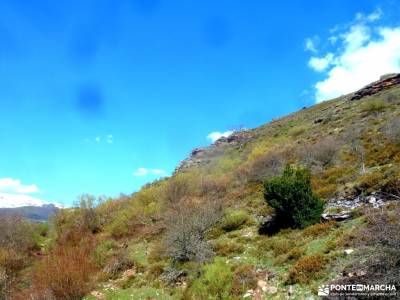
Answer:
[264,165,324,229]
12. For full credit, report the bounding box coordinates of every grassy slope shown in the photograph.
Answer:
[71,84,400,299]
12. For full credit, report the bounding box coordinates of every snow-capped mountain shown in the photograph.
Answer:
[0,193,62,221]
[0,193,63,208]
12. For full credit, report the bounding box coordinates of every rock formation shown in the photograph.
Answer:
[175,129,255,173]
[350,73,400,101]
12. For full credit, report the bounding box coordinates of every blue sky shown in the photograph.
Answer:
[1,0,400,206]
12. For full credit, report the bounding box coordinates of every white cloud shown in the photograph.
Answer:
[305,37,318,53]
[308,53,335,72]
[106,134,113,144]
[307,10,400,102]
[356,8,382,22]
[368,10,381,22]
[0,178,39,194]
[0,178,61,208]
[0,193,48,208]
[133,168,167,177]
[207,130,234,142]
[0,193,62,208]
[95,136,101,143]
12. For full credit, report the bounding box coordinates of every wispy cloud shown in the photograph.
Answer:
[207,130,234,142]
[306,9,400,102]
[0,178,39,194]
[304,36,319,53]
[308,53,334,72]
[133,167,167,177]
[85,134,113,144]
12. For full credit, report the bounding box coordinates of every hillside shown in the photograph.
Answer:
[2,74,400,299]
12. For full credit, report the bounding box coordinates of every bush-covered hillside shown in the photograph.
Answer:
[2,75,400,299]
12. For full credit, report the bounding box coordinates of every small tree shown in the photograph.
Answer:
[163,200,222,263]
[264,165,324,229]
[78,194,100,233]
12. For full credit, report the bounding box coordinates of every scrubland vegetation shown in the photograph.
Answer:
[2,85,400,299]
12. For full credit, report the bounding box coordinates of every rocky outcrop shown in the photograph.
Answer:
[350,73,400,100]
[322,212,352,222]
[175,130,255,173]
[322,192,399,221]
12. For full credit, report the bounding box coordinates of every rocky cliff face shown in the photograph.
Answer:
[175,130,256,173]
[351,73,400,100]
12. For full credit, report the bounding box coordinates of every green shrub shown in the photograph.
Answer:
[105,211,131,238]
[189,258,233,300]
[220,210,250,232]
[128,243,148,268]
[361,99,387,114]
[77,194,101,233]
[93,239,117,267]
[264,165,324,229]
[289,126,306,137]
[269,238,293,256]
[0,216,38,252]
[324,239,337,253]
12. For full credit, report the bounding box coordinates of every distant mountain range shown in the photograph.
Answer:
[0,204,59,222]
[0,193,62,221]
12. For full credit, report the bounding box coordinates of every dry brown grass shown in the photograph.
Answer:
[287,254,325,284]
[32,238,98,300]
[300,136,340,169]
[247,150,285,182]
[302,221,336,237]
[231,265,257,296]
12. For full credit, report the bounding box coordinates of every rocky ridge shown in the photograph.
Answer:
[175,129,256,173]
[350,73,400,100]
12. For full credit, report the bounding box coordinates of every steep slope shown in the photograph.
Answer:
[81,74,400,299]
